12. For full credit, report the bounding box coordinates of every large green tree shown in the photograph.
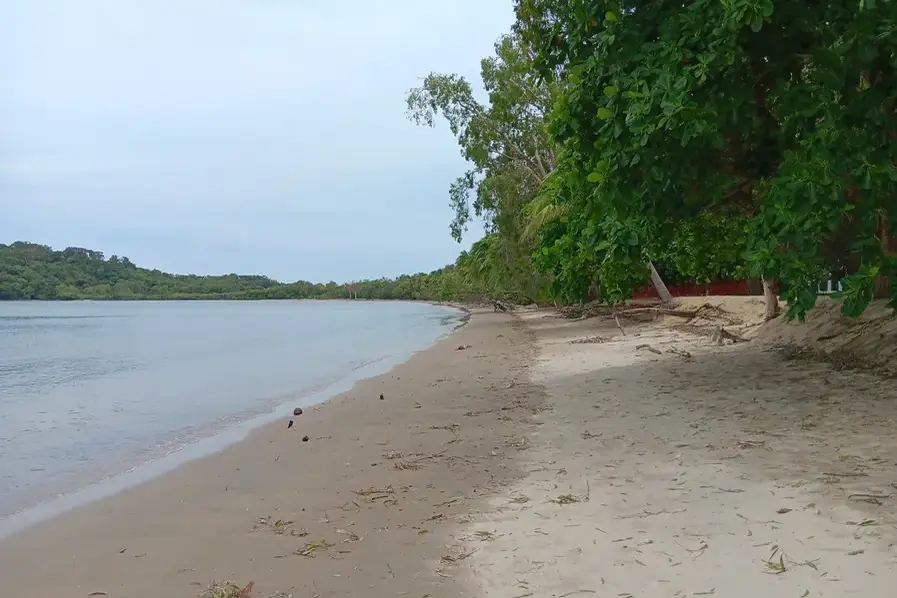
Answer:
[516,0,897,318]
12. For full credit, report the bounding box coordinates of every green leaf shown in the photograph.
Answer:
[597,107,614,119]
[605,11,617,22]
[604,86,619,97]
[750,15,763,32]
[587,171,604,183]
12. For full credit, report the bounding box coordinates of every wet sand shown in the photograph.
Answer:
[0,309,543,597]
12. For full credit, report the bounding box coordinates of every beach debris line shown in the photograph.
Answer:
[292,407,303,416]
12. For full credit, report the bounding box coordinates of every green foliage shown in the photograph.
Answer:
[406,31,559,301]
[665,211,748,284]
[0,242,493,303]
[516,0,897,318]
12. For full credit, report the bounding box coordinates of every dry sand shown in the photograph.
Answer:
[3,299,897,597]
[458,300,897,597]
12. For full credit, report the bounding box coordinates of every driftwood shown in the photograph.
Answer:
[618,307,702,319]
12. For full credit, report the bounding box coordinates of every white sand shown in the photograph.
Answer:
[454,301,896,597]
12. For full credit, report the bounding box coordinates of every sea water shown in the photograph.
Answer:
[0,300,461,528]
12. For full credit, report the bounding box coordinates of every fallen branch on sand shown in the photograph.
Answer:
[635,344,662,355]
[618,307,702,319]
[848,493,891,505]
[440,549,476,564]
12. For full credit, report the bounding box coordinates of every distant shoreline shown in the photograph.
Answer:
[1,241,503,304]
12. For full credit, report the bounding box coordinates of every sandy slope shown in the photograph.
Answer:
[456,304,897,597]
[0,309,543,598]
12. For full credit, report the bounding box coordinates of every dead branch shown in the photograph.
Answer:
[618,307,700,319]
[635,344,662,355]
[614,314,626,336]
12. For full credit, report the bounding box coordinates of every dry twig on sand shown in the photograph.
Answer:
[252,517,297,536]
[614,314,626,336]
[441,549,476,564]
[353,486,394,496]
[635,344,662,355]
[551,480,590,504]
[431,423,461,433]
[294,539,335,558]
[736,439,767,449]
[199,581,254,598]
[570,335,612,344]
[848,493,892,505]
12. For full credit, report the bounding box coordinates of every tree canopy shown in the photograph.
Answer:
[514,0,897,318]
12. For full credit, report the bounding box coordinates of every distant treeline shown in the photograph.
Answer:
[0,242,495,303]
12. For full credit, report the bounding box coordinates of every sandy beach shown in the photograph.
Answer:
[2,302,896,597]
[0,309,542,597]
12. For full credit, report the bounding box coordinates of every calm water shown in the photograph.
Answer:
[0,300,461,524]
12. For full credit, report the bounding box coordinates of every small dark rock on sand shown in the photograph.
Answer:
[302,435,310,442]
[379,393,385,400]
[293,407,303,416]
[287,420,294,429]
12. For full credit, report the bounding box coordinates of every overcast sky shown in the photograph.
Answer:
[0,1,514,282]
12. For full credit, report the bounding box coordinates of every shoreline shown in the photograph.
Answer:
[0,305,468,539]
[0,309,538,597]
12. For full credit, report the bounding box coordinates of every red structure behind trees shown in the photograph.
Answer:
[631,280,758,300]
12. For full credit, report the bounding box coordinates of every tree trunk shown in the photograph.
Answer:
[875,212,895,298]
[648,261,673,304]
[763,278,779,321]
